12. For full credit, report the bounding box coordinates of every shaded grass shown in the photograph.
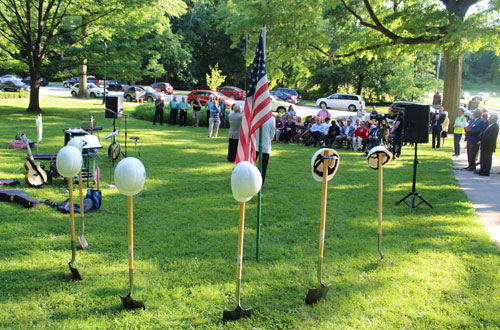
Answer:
[1,96,500,329]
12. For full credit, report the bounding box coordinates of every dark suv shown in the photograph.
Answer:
[275,88,301,103]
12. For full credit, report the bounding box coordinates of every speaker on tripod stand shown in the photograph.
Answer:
[395,103,434,213]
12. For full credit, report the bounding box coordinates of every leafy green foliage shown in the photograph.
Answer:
[1,97,500,328]
[206,63,226,90]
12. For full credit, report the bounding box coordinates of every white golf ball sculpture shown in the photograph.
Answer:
[67,137,84,152]
[115,157,146,196]
[231,161,262,202]
[56,146,83,178]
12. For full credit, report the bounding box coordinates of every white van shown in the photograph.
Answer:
[315,94,365,111]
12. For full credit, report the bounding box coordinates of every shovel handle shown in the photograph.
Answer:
[78,170,84,232]
[236,202,245,280]
[318,150,330,259]
[128,196,134,272]
[68,178,75,242]
[378,155,384,260]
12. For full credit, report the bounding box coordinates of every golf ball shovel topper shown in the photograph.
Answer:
[366,146,393,261]
[56,146,83,280]
[115,157,146,310]
[223,161,262,321]
[306,148,339,305]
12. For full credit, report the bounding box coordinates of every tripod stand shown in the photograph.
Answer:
[395,143,433,214]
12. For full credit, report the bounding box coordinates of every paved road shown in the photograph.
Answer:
[453,149,500,247]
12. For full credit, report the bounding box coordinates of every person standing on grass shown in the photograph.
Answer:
[168,96,180,126]
[390,110,404,159]
[452,108,467,157]
[441,110,449,146]
[207,98,221,138]
[219,97,227,128]
[431,106,445,148]
[464,109,484,171]
[153,95,164,126]
[256,115,276,185]
[317,103,331,120]
[205,95,214,128]
[357,105,366,122]
[192,96,202,127]
[227,105,242,162]
[178,96,189,126]
[476,114,499,176]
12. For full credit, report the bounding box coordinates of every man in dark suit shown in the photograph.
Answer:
[476,114,499,176]
[464,109,485,171]
[431,106,445,148]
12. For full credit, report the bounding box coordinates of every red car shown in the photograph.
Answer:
[217,86,246,100]
[186,90,237,109]
[151,82,174,94]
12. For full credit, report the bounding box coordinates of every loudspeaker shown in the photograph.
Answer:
[401,104,430,144]
[105,96,123,119]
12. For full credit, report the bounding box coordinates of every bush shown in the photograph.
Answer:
[134,103,229,127]
[0,91,28,99]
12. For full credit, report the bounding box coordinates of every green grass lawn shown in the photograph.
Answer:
[1,96,500,329]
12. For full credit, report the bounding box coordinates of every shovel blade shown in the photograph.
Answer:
[223,304,253,321]
[119,293,145,310]
[78,234,88,250]
[305,283,330,305]
[68,262,82,281]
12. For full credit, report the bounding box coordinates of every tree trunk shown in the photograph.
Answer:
[79,58,88,98]
[356,73,364,95]
[78,23,89,99]
[442,50,462,133]
[26,61,42,113]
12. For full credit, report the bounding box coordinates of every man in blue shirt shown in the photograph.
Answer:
[464,109,485,171]
[179,96,189,126]
[169,96,180,126]
[208,98,221,138]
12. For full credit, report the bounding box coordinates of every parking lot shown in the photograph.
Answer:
[39,86,359,121]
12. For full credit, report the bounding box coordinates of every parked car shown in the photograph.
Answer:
[123,86,160,102]
[387,101,433,119]
[461,91,471,99]
[474,92,490,103]
[270,95,296,114]
[151,82,174,94]
[316,93,365,111]
[70,83,106,98]
[105,80,123,91]
[63,75,97,88]
[0,80,30,92]
[275,88,301,103]
[270,90,296,104]
[217,86,246,100]
[186,90,236,109]
[0,74,22,83]
[22,76,49,86]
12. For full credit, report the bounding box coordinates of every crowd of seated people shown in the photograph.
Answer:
[273,113,391,154]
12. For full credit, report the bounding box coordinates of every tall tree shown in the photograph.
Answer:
[0,0,74,112]
[337,0,500,129]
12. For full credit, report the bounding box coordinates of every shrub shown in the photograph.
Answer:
[0,91,29,99]
[134,103,229,127]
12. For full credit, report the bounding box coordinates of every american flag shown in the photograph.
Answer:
[235,29,272,165]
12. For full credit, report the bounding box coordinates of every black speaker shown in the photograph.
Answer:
[105,96,123,119]
[401,103,430,144]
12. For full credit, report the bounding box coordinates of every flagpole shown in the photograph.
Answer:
[256,25,266,262]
